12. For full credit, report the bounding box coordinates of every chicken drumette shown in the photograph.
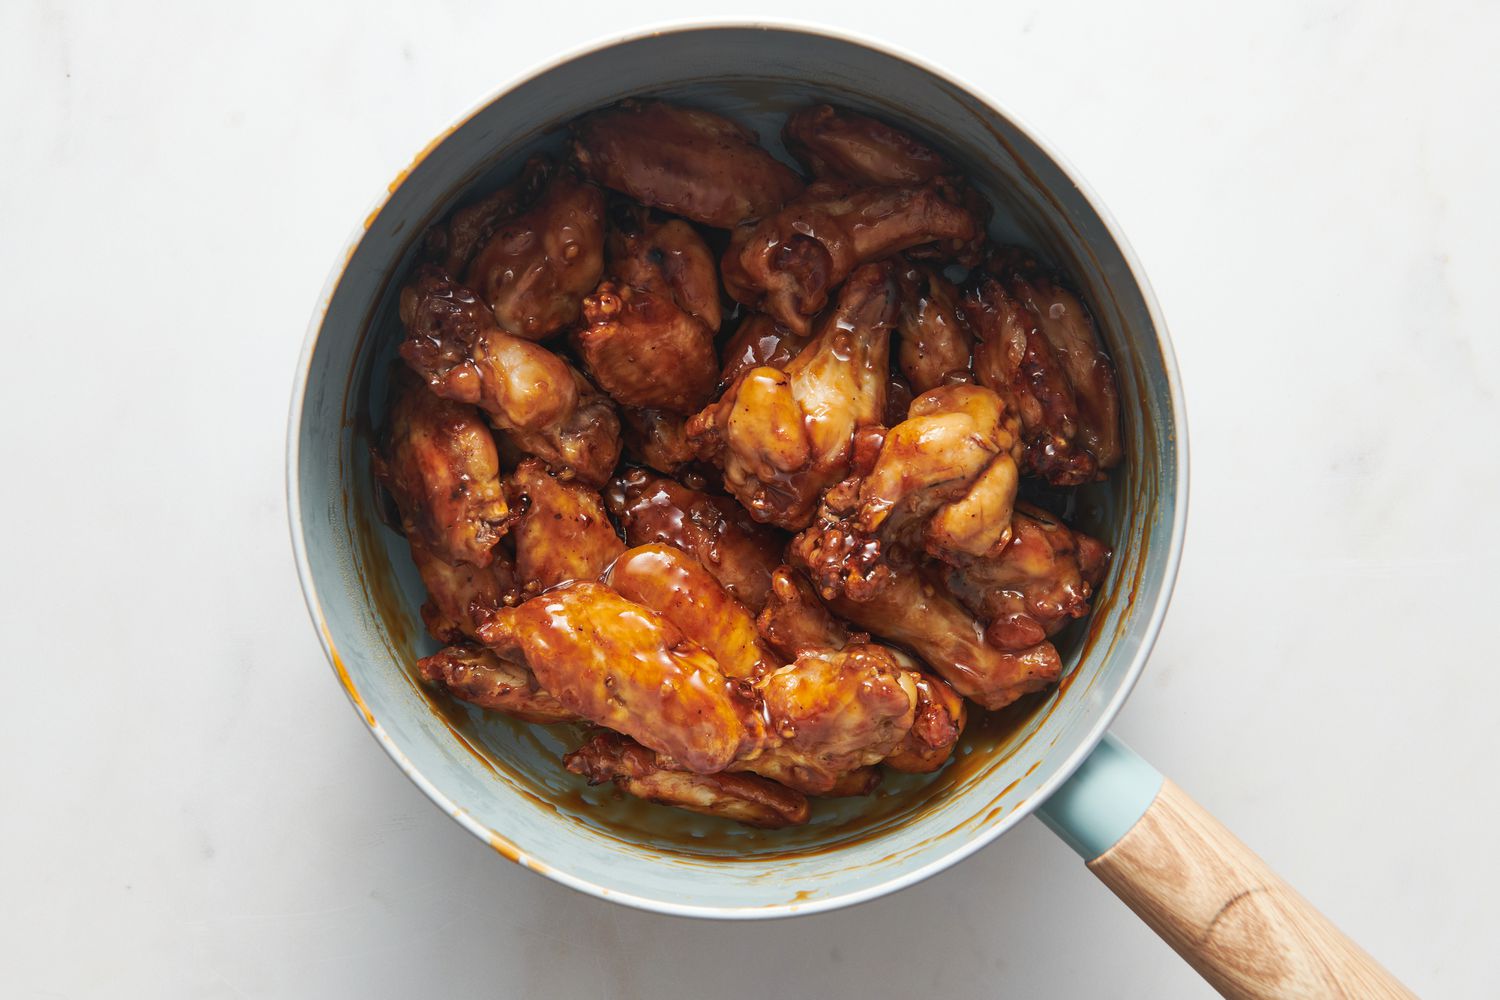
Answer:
[688,262,898,530]
[418,645,578,724]
[399,265,622,486]
[507,458,624,597]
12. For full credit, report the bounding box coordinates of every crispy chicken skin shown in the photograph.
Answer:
[418,645,578,724]
[479,581,755,773]
[721,180,979,335]
[688,263,897,530]
[718,312,809,387]
[755,566,965,774]
[790,549,1061,711]
[619,407,696,474]
[738,644,916,795]
[783,104,955,186]
[456,157,606,341]
[570,100,804,228]
[897,262,973,392]
[409,541,515,643]
[606,468,785,612]
[575,205,722,412]
[963,250,1121,484]
[946,502,1111,650]
[604,544,777,682]
[507,458,624,596]
[565,732,810,828]
[399,266,621,485]
[374,368,510,568]
[796,384,1024,599]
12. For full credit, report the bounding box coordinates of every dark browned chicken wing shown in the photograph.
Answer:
[897,262,973,392]
[418,645,578,724]
[571,100,804,228]
[507,458,624,597]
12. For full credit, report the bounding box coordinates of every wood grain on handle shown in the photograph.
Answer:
[1088,780,1416,1000]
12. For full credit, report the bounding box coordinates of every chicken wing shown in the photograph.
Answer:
[619,407,696,474]
[603,544,776,682]
[507,458,624,596]
[688,262,897,530]
[963,250,1121,484]
[478,581,756,774]
[576,280,718,412]
[783,104,955,186]
[755,566,965,774]
[606,468,785,612]
[417,645,578,724]
[790,547,1060,711]
[738,644,914,795]
[565,732,809,828]
[897,262,973,392]
[441,157,605,340]
[718,312,808,387]
[399,265,622,485]
[721,180,979,335]
[374,367,510,567]
[799,384,1024,602]
[945,502,1111,650]
[570,100,804,228]
[408,540,516,643]
[607,201,722,332]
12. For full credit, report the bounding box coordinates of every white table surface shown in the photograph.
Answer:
[3,2,1496,996]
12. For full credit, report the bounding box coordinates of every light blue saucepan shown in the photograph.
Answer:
[287,23,1411,997]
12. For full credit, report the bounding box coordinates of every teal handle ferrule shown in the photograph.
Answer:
[1037,733,1164,861]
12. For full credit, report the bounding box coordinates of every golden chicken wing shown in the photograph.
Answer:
[507,458,624,596]
[755,566,965,774]
[570,100,804,228]
[738,644,915,795]
[688,263,897,530]
[718,312,809,387]
[565,732,809,828]
[963,250,1121,484]
[797,384,1023,600]
[791,548,1060,711]
[374,367,510,567]
[576,280,719,412]
[603,544,776,682]
[408,541,516,643]
[446,157,605,340]
[417,645,578,724]
[721,180,979,335]
[478,581,756,774]
[897,262,973,392]
[606,468,785,612]
[399,266,622,485]
[945,502,1111,651]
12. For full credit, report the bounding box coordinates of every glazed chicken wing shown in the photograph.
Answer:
[946,502,1111,650]
[784,104,955,187]
[507,458,624,596]
[571,100,804,228]
[897,262,973,392]
[619,407,696,474]
[755,566,965,774]
[688,262,897,529]
[789,548,1060,711]
[718,312,809,387]
[565,732,809,828]
[418,645,578,724]
[408,541,516,643]
[796,384,1023,602]
[399,266,622,485]
[479,581,756,773]
[574,206,722,412]
[603,544,776,682]
[374,368,510,568]
[439,157,605,340]
[963,250,1121,484]
[721,180,979,335]
[606,468,785,612]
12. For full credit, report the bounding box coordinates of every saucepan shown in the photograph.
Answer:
[287,22,1412,997]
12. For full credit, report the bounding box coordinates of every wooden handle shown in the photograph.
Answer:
[1088,779,1415,999]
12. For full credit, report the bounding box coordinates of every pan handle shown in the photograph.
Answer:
[1037,735,1416,999]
